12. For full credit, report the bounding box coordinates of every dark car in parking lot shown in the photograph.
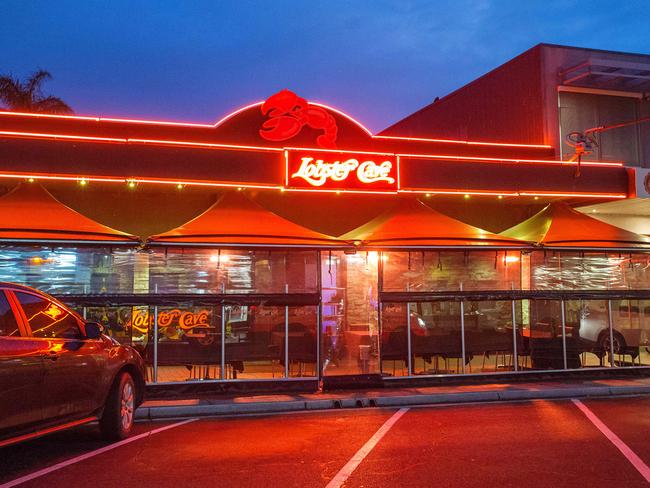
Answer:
[0,283,146,448]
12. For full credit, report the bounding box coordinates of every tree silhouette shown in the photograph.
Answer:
[0,69,73,114]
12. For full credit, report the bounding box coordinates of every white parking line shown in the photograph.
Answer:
[325,408,409,488]
[572,399,650,483]
[1,418,197,488]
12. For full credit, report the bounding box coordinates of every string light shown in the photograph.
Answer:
[127,180,137,189]
[78,178,88,186]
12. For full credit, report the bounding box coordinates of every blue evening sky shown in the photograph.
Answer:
[1,1,648,132]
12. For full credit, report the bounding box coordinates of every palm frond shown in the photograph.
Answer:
[33,96,74,114]
[0,75,24,107]
[0,69,73,113]
[26,70,52,97]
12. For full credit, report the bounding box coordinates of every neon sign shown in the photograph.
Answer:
[130,309,211,333]
[259,89,338,149]
[286,150,398,191]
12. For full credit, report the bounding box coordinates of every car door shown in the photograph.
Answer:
[11,290,106,421]
[0,289,45,433]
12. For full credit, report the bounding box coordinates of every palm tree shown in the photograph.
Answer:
[0,69,73,114]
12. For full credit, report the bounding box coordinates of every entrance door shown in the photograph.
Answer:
[321,251,379,377]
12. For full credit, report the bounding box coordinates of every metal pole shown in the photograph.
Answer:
[221,282,226,379]
[511,299,518,372]
[152,283,158,383]
[561,300,567,370]
[153,305,158,383]
[460,283,466,374]
[316,251,322,384]
[607,299,615,368]
[221,305,226,379]
[285,283,289,378]
[406,302,412,376]
[377,252,384,374]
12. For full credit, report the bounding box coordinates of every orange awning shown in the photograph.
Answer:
[501,202,650,250]
[0,183,139,245]
[339,199,527,249]
[148,191,345,248]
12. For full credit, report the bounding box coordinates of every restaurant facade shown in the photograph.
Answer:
[0,87,648,392]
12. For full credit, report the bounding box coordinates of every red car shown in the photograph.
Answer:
[0,283,146,448]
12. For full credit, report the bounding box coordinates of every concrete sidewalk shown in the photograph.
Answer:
[135,376,650,420]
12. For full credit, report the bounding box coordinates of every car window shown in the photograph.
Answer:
[0,291,20,337]
[14,291,81,339]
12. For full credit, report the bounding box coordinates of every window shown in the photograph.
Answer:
[14,292,81,339]
[0,291,19,337]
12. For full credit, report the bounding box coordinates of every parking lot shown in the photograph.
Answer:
[1,396,648,488]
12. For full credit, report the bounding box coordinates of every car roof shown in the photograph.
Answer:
[0,282,54,295]
[0,282,83,320]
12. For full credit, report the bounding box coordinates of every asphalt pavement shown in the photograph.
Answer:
[1,396,648,487]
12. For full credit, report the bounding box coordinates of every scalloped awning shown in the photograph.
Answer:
[0,183,139,245]
[339,199,527,249]
[501,202,650,250]
[148,191,345,248]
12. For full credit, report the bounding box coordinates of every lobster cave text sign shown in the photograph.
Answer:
[286,150,397,192]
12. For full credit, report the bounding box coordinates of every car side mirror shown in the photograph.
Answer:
[84,322,103,340]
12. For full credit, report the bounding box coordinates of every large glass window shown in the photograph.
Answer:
[565,299,610,368]
[410,301,464,375]
[380,300,519,376]
[0,247,136,295]
[530,252,650,291]
[148,249,319,294]
[611,299,650,367]
[464,301,516,374]
[521,300,574,370]
[382,251,522,292]
[225,305,318,379]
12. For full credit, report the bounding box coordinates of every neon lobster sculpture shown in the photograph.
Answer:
[259,89,338,149]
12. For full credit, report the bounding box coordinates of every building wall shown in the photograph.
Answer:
[381,46,546,144]
[540,45,650,166]
[384,44,650,167]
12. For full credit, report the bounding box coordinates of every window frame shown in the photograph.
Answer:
[0,289,26,338]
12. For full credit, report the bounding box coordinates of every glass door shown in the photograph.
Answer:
[321,251,379,376]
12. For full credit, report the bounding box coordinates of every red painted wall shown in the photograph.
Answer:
[382,45,546,145]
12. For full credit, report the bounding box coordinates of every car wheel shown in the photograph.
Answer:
[100,372,136,441]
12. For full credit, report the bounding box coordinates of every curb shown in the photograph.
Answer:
[135,385,650,420]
